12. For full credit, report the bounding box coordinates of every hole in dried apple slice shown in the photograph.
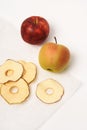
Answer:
[10,86,19,94]
[5,69,14,76]
[45,88,54,95]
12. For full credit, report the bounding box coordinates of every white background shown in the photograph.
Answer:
[0,0,87,130]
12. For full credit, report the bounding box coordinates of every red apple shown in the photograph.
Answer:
[21,16,50,45]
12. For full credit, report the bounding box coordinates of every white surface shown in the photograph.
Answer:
[0,0,87,130]
[0,18,81,130]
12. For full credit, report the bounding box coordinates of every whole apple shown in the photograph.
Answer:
[39,41,70,72]
[21,16,50,44]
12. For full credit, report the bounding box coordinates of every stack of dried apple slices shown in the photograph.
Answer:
[0,59,37,104]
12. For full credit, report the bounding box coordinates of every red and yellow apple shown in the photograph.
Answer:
[21,16,49,45]
[39,41,70,72]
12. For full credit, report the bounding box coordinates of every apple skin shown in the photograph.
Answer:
[21,16,49,45]
[39,42,70,72]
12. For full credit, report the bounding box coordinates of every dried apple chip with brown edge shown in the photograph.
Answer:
[1,78,30,104]
[18,60,37,84]
[36,79,64,104]
[0,59,23,83]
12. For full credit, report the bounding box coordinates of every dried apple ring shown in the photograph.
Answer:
[0,59,23,83]
[1,78,30,104]
[36,79,64,104]
[18,60,37,84]
[0,84,2,94]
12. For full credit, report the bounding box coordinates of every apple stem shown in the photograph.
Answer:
[54,37,57,44]
[35,17,38,24]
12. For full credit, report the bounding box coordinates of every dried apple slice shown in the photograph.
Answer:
[0,84,2,88]
[36,79,64,104]
[0,84,3,94]
[18,60,37,84]
[0,59,23,83]
[1,78,30,104]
